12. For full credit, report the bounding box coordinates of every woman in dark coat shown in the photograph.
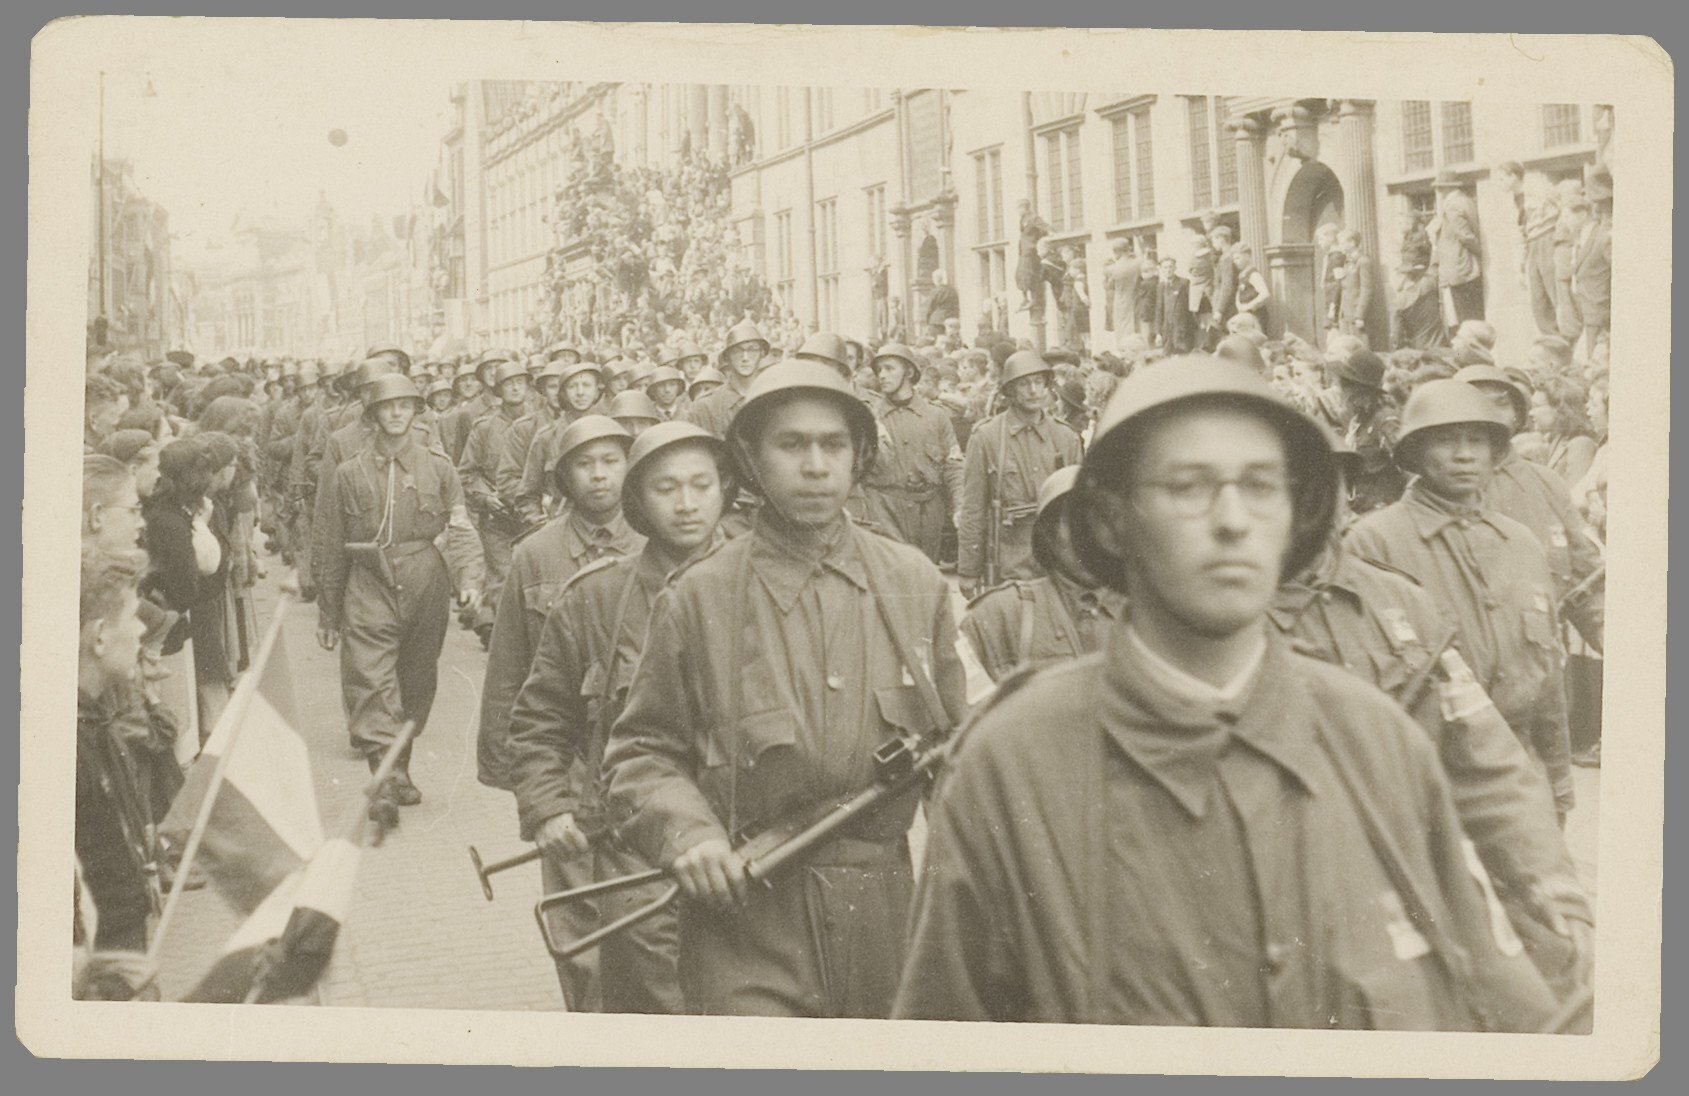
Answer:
[143,435,236,741]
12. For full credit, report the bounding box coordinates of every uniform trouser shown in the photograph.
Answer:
[291,500,316,593]
[1555,277,1583,343]
[339,549,450,755]
[475,516,516,631]
[864,486,946,562]
[1448,277,1485,325]
[677,836,913,1018]
[596,839,684,1014]
[540,848,601,1011]
[1525,234,1561,337]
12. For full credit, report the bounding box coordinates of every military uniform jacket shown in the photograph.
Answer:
[312,435,482,627]
[893,628,1558,1030]
[1271,546,1586,920]
[507,548,678,840]
[681,379,751,439]
[1484,452,1604,649]
[288,402,337,495]
[507,408,599,527]
[315,416,438,502]
[961,574,1125,683]
[439,394,491,466]
[957,409,1082,580]
[604,512,969,870]
[456,403,526,515]
[494,405,557,510]
[864,393,963,502]
[477,511,644,790]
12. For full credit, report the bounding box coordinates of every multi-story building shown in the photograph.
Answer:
[88,156,174,357]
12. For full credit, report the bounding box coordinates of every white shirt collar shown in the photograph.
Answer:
[1125,624,1267,706]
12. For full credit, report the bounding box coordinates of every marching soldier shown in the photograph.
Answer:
[507,421,734,1014]
[507,359,609,527]
[457,356,529,645]
[608,390,661,438]
[1454,365,1604,651]
[862,341,963,561]
[674,341,709,383]
[684,320,769,438]
[646,365,689,422]
[285,362,332,597]
[1346,380,1578,822]
[437,357,495,466]
[960,467,1124,682]
[895,355,1558,1030]
[313,375,482,818]
[477,415,642,1008]
[493,359,566,514]
[956,349,1082,596]
[604,360,968,1018]
[687,366,725,404]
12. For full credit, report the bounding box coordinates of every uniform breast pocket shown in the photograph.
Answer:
[524,581,563,620]
[341,476,378,519]
[413,479,448,518]
[703,707,799,771]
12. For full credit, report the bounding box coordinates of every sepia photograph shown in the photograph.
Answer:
[18,17,1671,1078]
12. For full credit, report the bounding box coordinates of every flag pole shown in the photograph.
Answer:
[147,595,294,966]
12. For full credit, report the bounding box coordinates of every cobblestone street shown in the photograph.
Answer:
[152,569,1602,1012]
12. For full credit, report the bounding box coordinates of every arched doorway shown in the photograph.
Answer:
[1270,161,1344,345]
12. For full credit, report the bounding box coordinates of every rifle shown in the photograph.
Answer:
[532,733,950,962]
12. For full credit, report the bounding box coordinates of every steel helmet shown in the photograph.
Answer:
[796,332,851,375]
[545,341,580,364]
[280,360,300,379]
[535,358,568,384]
[625,360,656,389]
[453,360,481,386]
[296,362,321,387]
[720,319,770,360]
[425,379,455,401]
[1394,379,1513,472]
[1072,354,1338,590]
[688,366,726,398]
[475,349,514,384]
[367,344,412,373]
[352,356,401,392]
[621,421,736,540]
[1452,364,1529,430]
[548,414,633,486]
[676,342,708,366]
[558,360,605,387]
[870,341,922,383]
[525,354,549,377]
[1029,466,1099,583]
[727,359,879,486]
[656,345,682,369]
[1215,333,1269,375]
[647,365,686,393]
[363,373,424,409]
[999,350,1055,389]
[609,389,660,424]
[492,359,530,390]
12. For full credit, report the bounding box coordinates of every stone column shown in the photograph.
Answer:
[1230,113,1271,266]
[890,205,913,340]
[1337,99,1383,338]
[708,85,729,163]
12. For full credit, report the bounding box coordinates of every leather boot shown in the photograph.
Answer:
[366,753,400,830]
[389,743,422,806]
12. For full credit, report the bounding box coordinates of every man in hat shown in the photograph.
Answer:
[862,343,963,562]
[1454,366,1604,654]
[895,356,1558,1030]
[477,415,641,1007]
[507,421,734,1015]
[1432,170,1486,329]
[685,320,770,438]
[1330,350,1405,514]
[1153,257,1194,354]
[956,350,1083,597]
[1346,380,1577,822]
[314,375,482,818]
[604,360,968,1018]
[645,365,689,422]
[1274,449,1594,997]
[492,360,566,518]
[1336,229,1376,346]
[1392,254,1445,351]
[960,466,1125,682]
[457,357,532,645]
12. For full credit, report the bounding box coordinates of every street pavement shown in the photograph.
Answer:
[152,567,1603,1011]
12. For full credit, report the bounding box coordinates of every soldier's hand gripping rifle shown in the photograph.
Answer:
[532,733,953,962]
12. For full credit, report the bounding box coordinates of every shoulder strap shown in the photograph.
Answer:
[1015,584,1038,668]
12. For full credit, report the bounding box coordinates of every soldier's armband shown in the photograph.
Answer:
[1436,649,1495,723]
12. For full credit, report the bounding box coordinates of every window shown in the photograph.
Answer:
[774,209,795,307]
[1109,107,1155,221]
[1401,101,1435,171]
[972,148,1005,242]
[1543,104,1583,147]
[1440,102,1474,164]
[1043,127,1084,231]
[865,184,887,261]
[1186,97,1237,209]
[976,246,1007,310]
[813,88,834,134]
[1401,100,1476,172]
[776,87,793,150]
[816,198,839,331]
[1188,97,1212,208]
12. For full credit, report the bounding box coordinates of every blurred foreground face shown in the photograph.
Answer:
[640,445,724,552]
